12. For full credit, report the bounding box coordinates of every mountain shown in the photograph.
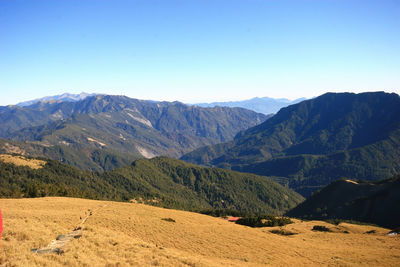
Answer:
[0,95,267,170]
[182,92,400,196]
[16,92,96,107]
[0,154,303,215]
[286,177,400,228]
[194,96,306,114]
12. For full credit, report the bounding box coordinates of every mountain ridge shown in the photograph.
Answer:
[182,92,400,196]
[0,95,267,170]
[16,92,97,107]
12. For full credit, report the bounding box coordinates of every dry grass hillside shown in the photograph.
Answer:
[0,154,46,170]
[0,197,399,266]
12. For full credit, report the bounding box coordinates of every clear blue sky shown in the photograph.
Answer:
[1,0,399,105]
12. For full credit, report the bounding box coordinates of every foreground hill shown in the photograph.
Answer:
[182,92,400,196]
[0,95,267,170]
[287,177,400,228]
[0,154,303,215]
[1,197,399,266]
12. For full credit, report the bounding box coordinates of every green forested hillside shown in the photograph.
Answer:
[0,155,303,215]
[0,138,139,172]
[182,92,400,196]
[286,177,400,228]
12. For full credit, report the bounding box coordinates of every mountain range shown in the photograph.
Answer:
[0,95,267,171]
[14,92,303,115]
[194,96,306,114]
[2,91,400,227]
[182,92,400,196]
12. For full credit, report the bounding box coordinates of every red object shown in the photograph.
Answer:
[227,217,240,222]
[0,208,3,239]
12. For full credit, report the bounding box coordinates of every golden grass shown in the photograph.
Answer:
[0,154,46,169]
[0,197,399,266]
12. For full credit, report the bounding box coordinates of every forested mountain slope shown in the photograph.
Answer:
[0,95,267,170]
[182,92,400,196]
[0,154,303,215]
[287,177,400,228]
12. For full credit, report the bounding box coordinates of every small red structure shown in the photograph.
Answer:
[0,208,3,240]
[227,217,240,222]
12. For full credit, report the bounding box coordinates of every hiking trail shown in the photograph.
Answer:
[31,204,108,254]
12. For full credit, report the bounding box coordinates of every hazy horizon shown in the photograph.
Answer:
[3,89,400,107]
[4,91,304,106]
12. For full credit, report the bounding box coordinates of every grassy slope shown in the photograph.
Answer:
[0,155,303,215]
[1,197,399,266]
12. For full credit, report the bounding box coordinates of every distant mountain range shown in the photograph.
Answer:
[0,155,304,215]
[0,95,267,171]
[193,97,306,114]
[287,177,400,228]
[16,92,96,107]
[182,92,400,196]
[15,93,305,115]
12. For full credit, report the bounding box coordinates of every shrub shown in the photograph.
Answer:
[236,216,293,228]
[161,218,176,223]
[390,227,400,233]
[270,229,297,236]
[312,225,332,232]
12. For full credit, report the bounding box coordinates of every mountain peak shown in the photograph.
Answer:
[16,92,97,107]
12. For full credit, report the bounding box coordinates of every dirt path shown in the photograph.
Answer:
[31,204,107,254]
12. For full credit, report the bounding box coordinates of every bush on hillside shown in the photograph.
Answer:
[312,225,332,232]
[199,209,251,218]
[236,216,292,228]
[270,229,297,236]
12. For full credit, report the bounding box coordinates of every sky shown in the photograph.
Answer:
[0,0,399,106]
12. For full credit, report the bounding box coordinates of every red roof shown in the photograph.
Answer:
[227,217,240,222]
